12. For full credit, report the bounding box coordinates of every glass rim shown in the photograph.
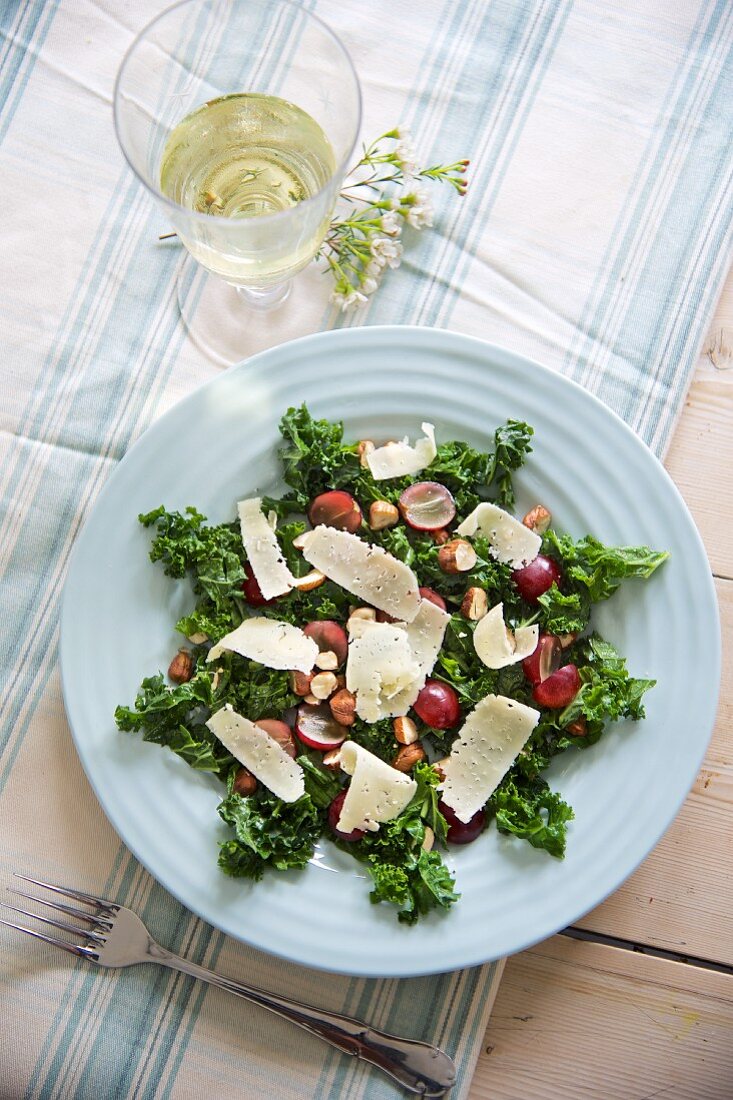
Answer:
[113,0,363,228]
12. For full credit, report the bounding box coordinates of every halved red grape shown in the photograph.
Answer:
[309,490,362,532]
[303,620,348,666]
[522,633,562,685]
[532,663,581,708]
[242,562,273,607]
[418,586,447,612]
[328,788,365,841]
[398,482,456,532]
[512,555,563,603]
[439,800,486,845]
[295,703,348,750]
[375,609,398,623]
[413,680,461,728]
[255,719,297,758]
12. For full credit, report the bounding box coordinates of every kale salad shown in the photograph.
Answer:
[116,406,668,924]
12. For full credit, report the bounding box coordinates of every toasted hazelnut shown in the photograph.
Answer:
[311,671,338,700]
[522,504,552,535]
[290,670,313,696]
[438,539,477,574]
[211,667,223,692]
[292,532,309,551]
[392,741,427,772]
[566,718,587,737]
[304,692,320,706]
[558,631,578,649]
[293,569,326,592]
[168,648,194,684]
[335,674,346,689]
[422,826,435,852]
[315,649,339,671]
[369,500,400,531]
[393,716,418,745]
[358,440,375,468]
[187,631,208,645]
[323,748,344,770]
[347,607,377,634]
[330,688,357,726]
[433,757,450,781]
[232,767,257,797]
[460,586,488,620]
[433,528,450,545]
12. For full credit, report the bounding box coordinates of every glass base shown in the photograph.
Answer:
[176,255,292,365]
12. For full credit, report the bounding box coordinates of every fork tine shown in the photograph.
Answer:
[2,903,107,943]
[8,888,114,927]
[13,874,117,912]
[0,917,97,959]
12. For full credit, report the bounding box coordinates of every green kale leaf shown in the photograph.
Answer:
[218,788,323,877]
[490,777,574,858]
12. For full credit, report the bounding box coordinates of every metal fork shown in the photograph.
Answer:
[1,875,456,1097]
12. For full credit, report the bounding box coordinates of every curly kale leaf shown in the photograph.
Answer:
[218,788,323,877]
[559,635,655,729]
[490,777,573,858]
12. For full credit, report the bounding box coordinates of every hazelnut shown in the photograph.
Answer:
[232,767,257,797]
[329,688,357,726]
[437,539,477,574]
[310,671,339,700]
[522,504,552,535]
[369,500,400,531]
[460,586,488,620]
[289,670,313,696]
[304,692,320,706]
[422,826,435,852]
[558,631,578,649]
[566,718,587,737]
[433,757,450,781]
[292,532,309,551]
[187,631,208,645]
[347,607,377,633]
[358,440,375,468]
[433,528,450,545]
[392,741,426,772]
[315,649,339,671]
[323,748,344,770]
[293,569,326,592]
[393,716,418,745]
[168,648,194,684]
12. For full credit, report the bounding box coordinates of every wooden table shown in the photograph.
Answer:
[469,271,733,1099]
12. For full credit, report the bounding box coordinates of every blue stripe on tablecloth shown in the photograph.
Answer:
[0,0,57,147]
[564,0,732,442]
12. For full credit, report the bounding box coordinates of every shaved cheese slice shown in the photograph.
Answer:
[440,694,540,823]
[301,526,421,621]
[473,602,539,669]
[346,621,421,722]
[238,497,294,600]
[366,422,437,480]
[338,742,417,833]
[390,598,451,711]
[456,503,541,569]
[207,617,318,673]
[207,704,304,802]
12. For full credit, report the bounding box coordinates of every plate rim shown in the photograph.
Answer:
[60,324,721,977]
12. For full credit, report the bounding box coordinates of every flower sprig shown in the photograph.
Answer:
[320,127,469,311]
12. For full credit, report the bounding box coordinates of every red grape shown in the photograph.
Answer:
[242,562,273,607]
[413,680,461,728]
[532,664,581,708]
[398,481,456,531]
[255,719,297,759]
[303,620,348,665]
[418,586,447,612]
[522,633,562,685]
[295,704,348,750]
[328,789,365,841]
[309,490,362,532]
[512,554,563,603]
[439,800,486,844]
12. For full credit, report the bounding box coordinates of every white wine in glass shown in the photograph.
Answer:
[114,0,361,357]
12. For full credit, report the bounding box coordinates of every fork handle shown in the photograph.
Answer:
[149,943,456,1096]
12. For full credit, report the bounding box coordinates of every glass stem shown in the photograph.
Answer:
[235,281,292,311]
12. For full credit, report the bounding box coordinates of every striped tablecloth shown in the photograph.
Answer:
[1,2,731,1098]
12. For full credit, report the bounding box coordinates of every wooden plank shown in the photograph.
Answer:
[574,578,733,964]
[470,936,733,1100]
[664,269,733,582]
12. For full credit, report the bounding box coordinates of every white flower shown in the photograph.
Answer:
[361,276,379,295]
[402,185,434,229]
[395,125,412,142]
[365,258,384,276]
[330,287,368,312]
[371,237,403,268]
[379,211,401,237]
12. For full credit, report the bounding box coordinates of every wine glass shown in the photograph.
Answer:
[114,0,361,359]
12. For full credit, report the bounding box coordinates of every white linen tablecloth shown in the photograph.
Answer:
[1,1,731,1098]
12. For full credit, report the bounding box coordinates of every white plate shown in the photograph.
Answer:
[60,326,720,977]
